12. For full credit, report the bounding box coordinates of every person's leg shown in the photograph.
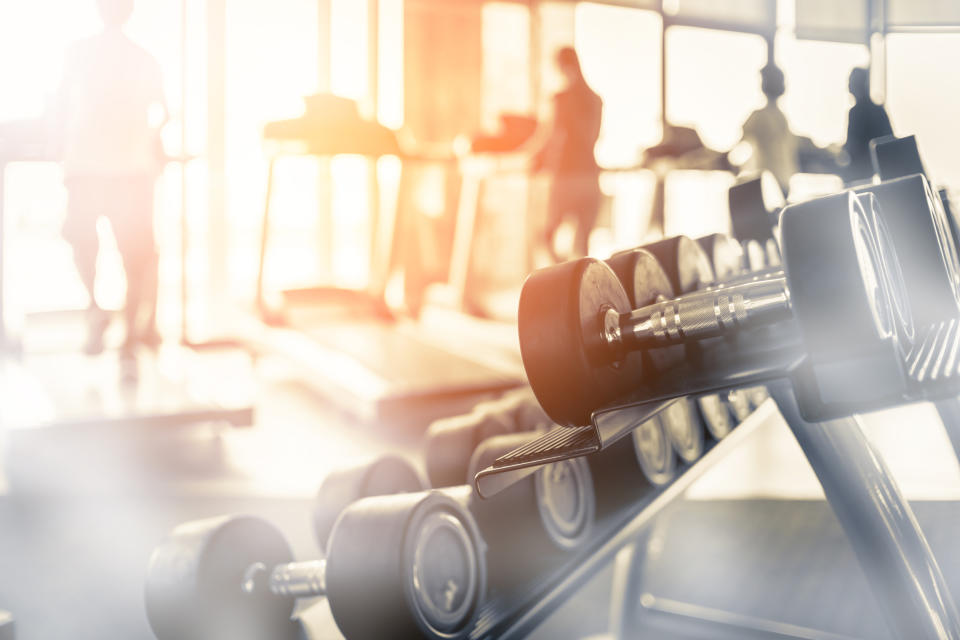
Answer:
[107,177,157,353]
[63,179,108,354]
[572,174,602,258]
[543,175,567,263]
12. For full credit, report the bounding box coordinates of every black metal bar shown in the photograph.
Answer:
[770,380,960,640]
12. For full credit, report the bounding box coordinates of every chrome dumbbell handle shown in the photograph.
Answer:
[604,275,792,354]
[242,559,327,599]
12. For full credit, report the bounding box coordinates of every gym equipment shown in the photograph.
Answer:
[312,455,426,552]
[425,388,551,488]
[587,415,676,516]
[696,394,735,439]
[640,235,715,296]
[518,190,913,429]
[146,492,485,640]
[696,233,745,282]
[856,174,960,329]
[466,432,595,592]
[727,171,784,248]
[253,96,523,426]
[659,397,705,463]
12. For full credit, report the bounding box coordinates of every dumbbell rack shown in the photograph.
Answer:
[470,321,960,639]
[469,398,777,640]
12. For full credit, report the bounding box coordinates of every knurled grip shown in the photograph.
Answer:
[650,293,749,341]
[268,560,327,598]
[616,276,791,351]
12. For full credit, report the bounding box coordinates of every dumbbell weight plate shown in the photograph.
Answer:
[697,234,745,282]
[697,394,735,440]
[145,516,298,640]
[314,455,426,550]
[425,411,512,488]
[605,248,683,372]
[781,191,896,364]
[659,398,705,463]
[743,239,767,272]
[631,416,676,486]
[642,235,715,295]
[326,491,485,640]
[518,258,643,427]
[857,174,960,328]
[860,192,915,351]
[727,389,753,422]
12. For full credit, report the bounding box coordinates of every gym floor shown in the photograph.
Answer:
[2,339,958,639]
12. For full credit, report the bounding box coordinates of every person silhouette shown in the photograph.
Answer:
[843,67,893,184]
[532,47,603,262]
[51,0,166,358]
[739,63,799,197]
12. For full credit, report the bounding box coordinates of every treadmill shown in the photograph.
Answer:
[254,94,524,427]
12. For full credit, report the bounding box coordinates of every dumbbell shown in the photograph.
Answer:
[464,432,594,592]
[425,388,550,488]
[313,454,426,552]
[637,237,719,462]
[146,492,486,640]
[518,190,913,427]
[856,174,960,329]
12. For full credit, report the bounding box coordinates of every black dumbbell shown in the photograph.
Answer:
[313,455,427,552]
[697,233,745,282]
[518,191,912,427]
[856,174,960,329]
[425,388,550,488]
[464,432,594,592]
[585,413,677,516]
[146,492,486,640]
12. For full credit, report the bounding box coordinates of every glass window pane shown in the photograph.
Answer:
[666,26,767,151]
[482,3,532,131]
[795,0,868,44]
[776,32,868,146]
[575,3,662,166]
[888,0,960,27]
[886,33,960,189]
[665,0,775,33]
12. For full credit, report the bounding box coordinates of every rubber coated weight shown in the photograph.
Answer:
[856,174,960,328]
[631,415,677,486]
[518,258,643,427]
[642,235,715,295]
[697,234,745,282]
[605,248,675,308]
[605,248,684,372]
[860,192,915,351]
[728,171,784,244]
[697,394,735,439]
[726,389,752,422]
[781,191,895,363]
[743,239,767,272]
[326,492,485,640]
[314,455,426,550]
[425,411,513,488]
[660,398,705,463]
[467,432,594,591]
[145,516,298,640]
[587,415,676,515]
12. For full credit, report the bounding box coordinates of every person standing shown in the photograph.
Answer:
[51,0,167,358]
[739,63,799,197]
[843,67,893,184]
[532,47,603,262]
